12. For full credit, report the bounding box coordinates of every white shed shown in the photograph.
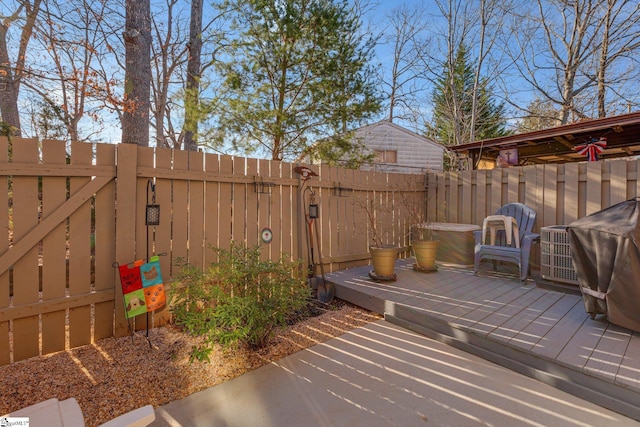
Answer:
[352,121,444,173]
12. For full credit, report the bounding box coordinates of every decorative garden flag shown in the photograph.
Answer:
[118,256,166,318]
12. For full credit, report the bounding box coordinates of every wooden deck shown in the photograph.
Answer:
[325,258,640,421]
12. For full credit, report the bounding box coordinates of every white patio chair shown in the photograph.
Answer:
[474,203,539,281]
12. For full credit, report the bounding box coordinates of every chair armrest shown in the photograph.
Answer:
[521,232,540,249]
[98,405,155,427]
[474,229,483,245]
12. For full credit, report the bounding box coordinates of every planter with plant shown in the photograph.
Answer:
[362,199,399,281]
[403,192,439,273]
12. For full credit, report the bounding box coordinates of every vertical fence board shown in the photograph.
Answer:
[631,160,638,199]
[543,164,558,225]
[337,166,351,263]
[150,148,172,327]
[135,146,152,332]
[114,144,138,336]
[507,167,519,203]
[246,158,259,248]
[232,157,247,243]
[564,163,580,224]
[189,151,205,268]
[256,159,271,259]
[68,142,93,347]
[40,140,68,354]
[351,170,366,252]
[136,147,155,263]
[475,170,487,225]
[0,137,9,365]
[389,173,399,247]
[282,162,296,259]
[523,165,539,229]
[609,160,627,205]
[490,169,502,214]
[12,138,41,361]
[379,172,393,246]
[425,171,437,222]
[93,143,116,340]
[461,170,473,224]
[325,166,339,268]
[395,174,411,249]
[172,150,189,261]
[154,148,173,277]
[435,173,447,222]
[218,156,233,251]
[586,162,603,216]
[266,160,281,261]
[203,153,220,264]
[448,172,460,222]
[317,164,331,270]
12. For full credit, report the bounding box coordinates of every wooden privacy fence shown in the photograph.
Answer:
[426,158,640,229]
[4,135,639,366]
[0,138,425,365]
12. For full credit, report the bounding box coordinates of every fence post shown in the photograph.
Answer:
[114,144,138,336]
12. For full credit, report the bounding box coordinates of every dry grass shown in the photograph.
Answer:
[0,300,381,427]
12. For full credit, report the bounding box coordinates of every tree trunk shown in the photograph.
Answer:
[183,0,204,151]
[0,24,21,136]
[122,0,151,146]
[0,0,42,137]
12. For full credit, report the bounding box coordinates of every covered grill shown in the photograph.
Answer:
[567,198,640,332]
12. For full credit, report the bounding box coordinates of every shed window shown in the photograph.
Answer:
[374,150,397,163]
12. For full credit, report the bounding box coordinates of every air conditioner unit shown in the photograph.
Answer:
[540,225,578,285]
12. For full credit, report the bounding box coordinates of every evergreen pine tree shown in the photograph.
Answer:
[429,43,509,147]
[210,0,381,161]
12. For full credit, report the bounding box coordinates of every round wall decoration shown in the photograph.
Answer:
[261,227,273,243]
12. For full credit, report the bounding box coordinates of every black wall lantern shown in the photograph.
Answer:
[146,179,160,226]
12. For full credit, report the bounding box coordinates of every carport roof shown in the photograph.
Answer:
[450,112,640,168]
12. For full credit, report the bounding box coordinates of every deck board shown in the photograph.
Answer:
[509,293,581,351]
[485,287,552,344]
[584,324,632,381]
[464,285,538,337]
[530,300,587,360]
[617,331,640,389]
[556,316,608,370]
[503,291,565,349]
[447,280,518,327]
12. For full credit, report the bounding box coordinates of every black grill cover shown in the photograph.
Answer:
[567,198,640,332]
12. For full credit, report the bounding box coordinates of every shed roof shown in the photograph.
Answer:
[449,112,640,168]
[354,120,443,150]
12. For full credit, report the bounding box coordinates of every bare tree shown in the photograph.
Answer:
[468,0,508,142]
[150,0,188,149]
[508,0,640,124]
[0,0,42,136]
[22,0,113,142]
[121,0,151,145]
[380,4,430,124]
[594,0,640,117]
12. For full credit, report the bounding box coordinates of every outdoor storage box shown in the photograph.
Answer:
[413,222,481,268]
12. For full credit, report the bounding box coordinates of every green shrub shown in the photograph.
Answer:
[171,241,310,361]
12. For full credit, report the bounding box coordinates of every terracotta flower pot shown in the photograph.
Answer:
[412,240,439,271]
[369,245,399,278]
